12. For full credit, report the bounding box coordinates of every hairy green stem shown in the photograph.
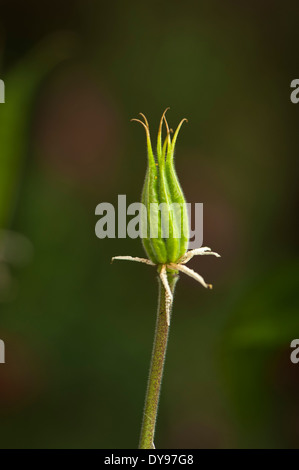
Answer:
[139,271,179,449]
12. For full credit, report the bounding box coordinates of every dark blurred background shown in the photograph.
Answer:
[0,0,298,449]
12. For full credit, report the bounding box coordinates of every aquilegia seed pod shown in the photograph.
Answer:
[112,109,221,452]
[112,110,220,319]
[132,109,189,265]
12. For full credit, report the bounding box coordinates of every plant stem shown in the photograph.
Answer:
[139,271,179,449]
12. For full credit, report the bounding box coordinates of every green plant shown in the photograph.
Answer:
[112,109,220,449]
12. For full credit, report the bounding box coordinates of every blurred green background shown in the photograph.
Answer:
[0,0,298,449]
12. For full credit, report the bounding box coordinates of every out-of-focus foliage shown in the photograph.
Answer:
[0,33,76,228]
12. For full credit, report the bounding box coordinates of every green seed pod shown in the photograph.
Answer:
[132,109,189,265]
